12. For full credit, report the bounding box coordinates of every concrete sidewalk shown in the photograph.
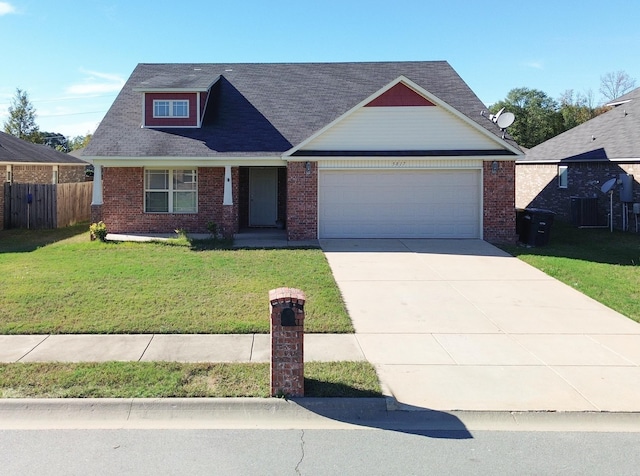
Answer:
[0,334,364,364]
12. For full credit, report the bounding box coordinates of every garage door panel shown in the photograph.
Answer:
[319,170,480,239]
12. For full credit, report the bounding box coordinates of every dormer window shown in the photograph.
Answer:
[153,100,189,118]
[139,90,209,128]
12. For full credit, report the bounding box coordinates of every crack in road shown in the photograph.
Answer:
[295,429,305,475]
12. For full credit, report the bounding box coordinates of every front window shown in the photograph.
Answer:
[558,165,568,189]
[153,100,189,118]
[145,169,197,213]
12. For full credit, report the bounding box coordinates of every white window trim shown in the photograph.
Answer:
[144,168,198,214]
[152,99,190,118]
[558,165,568,189]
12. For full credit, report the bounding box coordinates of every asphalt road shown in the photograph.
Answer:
[3,428,640,475]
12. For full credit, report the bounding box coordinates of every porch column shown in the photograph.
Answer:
[221,166,238,238]
[91,165,103,205]
[223,165,233,205]
[90,165,103,224]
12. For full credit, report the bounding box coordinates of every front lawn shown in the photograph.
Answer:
[500,220,640,323]
[0,224,352,334]
[0,361,382,398]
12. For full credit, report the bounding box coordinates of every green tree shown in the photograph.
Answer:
[68,133,92,151]
[490,87,563,148]
[40,131,69,152]
[558,89,596,130]
[3,88,42,143]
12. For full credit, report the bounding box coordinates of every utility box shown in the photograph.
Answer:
[269,287,305,397]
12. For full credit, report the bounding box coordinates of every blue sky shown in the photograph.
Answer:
[1,0,638,138]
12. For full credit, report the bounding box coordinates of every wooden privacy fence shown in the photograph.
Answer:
[3,182,93,229]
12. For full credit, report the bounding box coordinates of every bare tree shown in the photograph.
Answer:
[599,71,637,102]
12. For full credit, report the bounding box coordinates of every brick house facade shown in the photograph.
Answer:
[517,162,640,227]
[85,62,522,243]
[517,87,640,231]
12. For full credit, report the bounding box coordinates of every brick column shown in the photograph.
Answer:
[286,161,317,241]
[221,166,239,238]
[269,287,305,398]
[90,204,103,224]
[483,160,517,244]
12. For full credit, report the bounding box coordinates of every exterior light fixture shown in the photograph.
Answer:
[305,161,311,175]
[491,161,499,174]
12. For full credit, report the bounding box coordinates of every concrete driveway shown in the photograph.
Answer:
[321,239,640,412]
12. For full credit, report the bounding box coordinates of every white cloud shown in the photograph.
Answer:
[66,69,125,95]
[524,61,544,70]
[38,115,102,137]
[0,2,16,15]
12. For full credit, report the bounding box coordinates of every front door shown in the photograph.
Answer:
[249,168,278,226]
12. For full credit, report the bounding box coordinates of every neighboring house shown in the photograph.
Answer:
[517,87,640,230]
[83,62,522,242]
[0,131,88,230]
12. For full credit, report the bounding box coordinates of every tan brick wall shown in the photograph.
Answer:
[483,160,517,244]
[10,164,85,184]
[13,165,54,183]
[286,161,317,240]
[516,163,557,210]
[101,166,233,234]
[59,165,87,183]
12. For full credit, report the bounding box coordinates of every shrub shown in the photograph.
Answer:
[89,221,108,242]
[207,221,219,239]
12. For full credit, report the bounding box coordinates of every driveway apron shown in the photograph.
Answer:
[321,239,640,412]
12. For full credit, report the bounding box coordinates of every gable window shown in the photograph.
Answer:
[558,165,568,189]
[144,169,197,213]
[153,100,189,118]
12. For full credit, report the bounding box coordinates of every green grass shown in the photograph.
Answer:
[500,220,640,323]
[0,224,352,334]
[0,361,382,398]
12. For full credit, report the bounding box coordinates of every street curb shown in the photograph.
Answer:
[1,398,639,431]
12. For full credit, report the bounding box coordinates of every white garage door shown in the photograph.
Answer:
[319,170,481,239]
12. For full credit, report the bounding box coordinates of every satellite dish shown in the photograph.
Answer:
[601,178,617,194]
[496,112,515,129]
[489,107,505,123]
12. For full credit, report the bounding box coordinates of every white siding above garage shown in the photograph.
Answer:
[302,107,498,151]
[319,169,481,239]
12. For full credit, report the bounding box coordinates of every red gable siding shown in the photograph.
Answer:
[145,92,199,127]
[365,82,435,107]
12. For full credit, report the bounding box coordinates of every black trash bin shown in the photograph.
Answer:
[515,208,527,236]
[518,208,555,246]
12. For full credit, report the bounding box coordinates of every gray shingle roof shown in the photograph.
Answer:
[523,87,640,163]
[0,131,88,164]
[85,61,516,158]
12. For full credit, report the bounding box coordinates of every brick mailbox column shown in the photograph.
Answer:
[269,287,305,398]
